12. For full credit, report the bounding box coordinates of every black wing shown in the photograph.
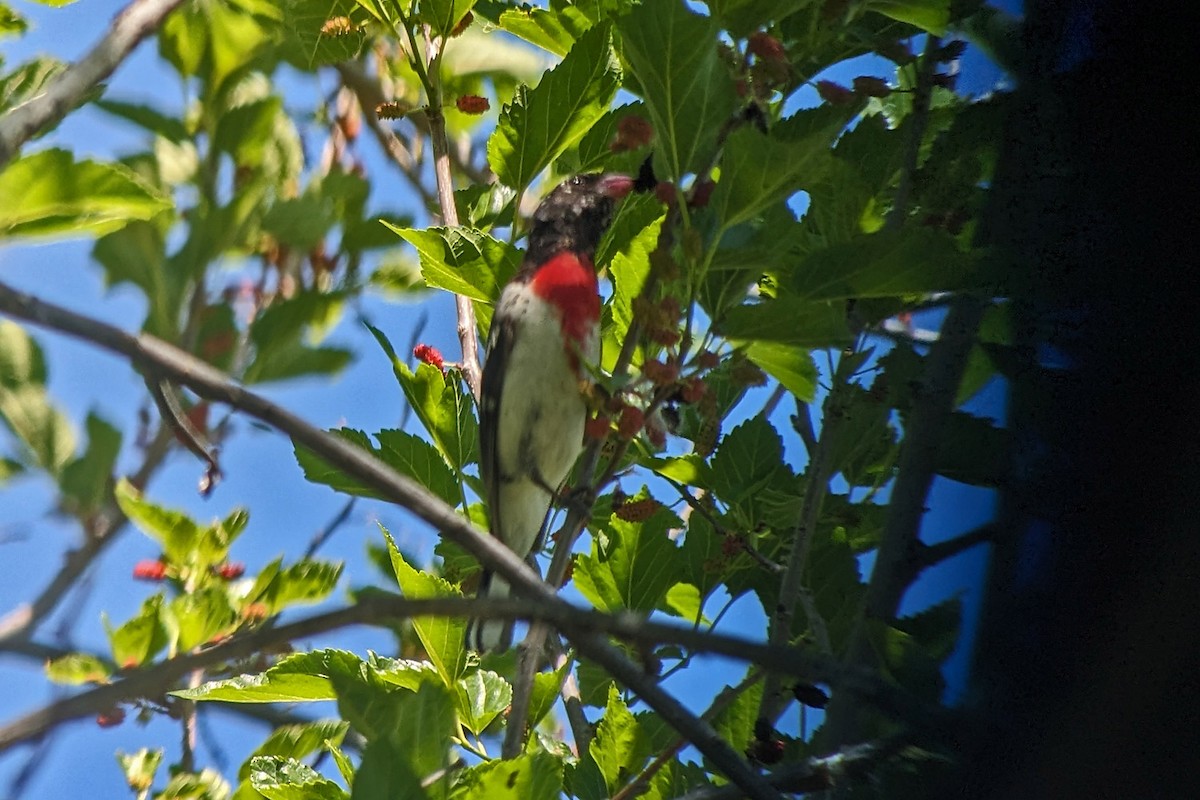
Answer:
[478,301,519,538]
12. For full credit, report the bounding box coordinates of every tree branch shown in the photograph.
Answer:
[0,0,187,167]
[0,281,776,799]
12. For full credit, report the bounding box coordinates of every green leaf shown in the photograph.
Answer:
[454,751,563,800]
[58,412,121,517]
[709,669,762,753]
[616,2,736,181]
[681,513,724,601]
[350,681,455,798]
[376,429,461,506]
[455,669,512,735]
[710,417,786,508]
[575,501,683,613]
[114,478,203,562]
[1,4,28,39]
[175,649,366,703]
[487,21,620,190]
[0,56,64,115]
[708,108,847,234]
[94,98,189,142]
[792,227,976,301]
[934,412,1010,487]
[0,148,170,240]
[717,299,851,349]
[295,428,386,499]
[589,685,647,794]
[495,5,581,57]
[868,0,949,35]
[660,582,708,625]
[248,756,349,800]
[389,225,520,303]
[158,768,231,799]
[158,0,273,90]
[240,721,350,781]
[105,595,170,668]
[528,657,571,729]
[384,528,468,685]
[368,324,478,470]
[93,221,182,338]
[170,588,239,652]
[0,356,76,474]
[743,341,817,402]
[45,652,112,685]
[258,559,345,613]
[421,0,478,38]
[282,0,368,68]
[116,749,162,797]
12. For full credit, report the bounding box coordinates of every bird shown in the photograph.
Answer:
[466,172,634,651]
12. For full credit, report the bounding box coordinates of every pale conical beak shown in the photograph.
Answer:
[597,173,635,199]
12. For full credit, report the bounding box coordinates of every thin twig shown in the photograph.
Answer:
[304,497,357,559]
[0,0,187,166]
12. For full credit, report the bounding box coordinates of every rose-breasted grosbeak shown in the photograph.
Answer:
[467,172,634,651]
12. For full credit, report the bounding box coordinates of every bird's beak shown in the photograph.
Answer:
[597,173,635,200]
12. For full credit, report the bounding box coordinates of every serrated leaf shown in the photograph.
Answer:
[248,756,349,800]
[681,513,725,601]
[58,412,121,516]
[159,0,273,88]
[175,649,365,703]
[717,298,852,348]
[368,324,479,470]
[575,505,683,613]
[45,652,112,685]
[350,681,455,796]
[239,721,350,781]
[422,0,477,38]
[709,110,845,234]
[744,341,817,401]
[259,560,345,613]
[589,685,647,794]
[456,669,512,735]
[496,5,580,57]
[94,98,189,142]
[373,429,461,506]
[710,417,786,508]
[389,225,520,302]
[528,658,571,729]
[282,0,368,67]
[384,528,468,685]
[114,478,202,561]
[616,3,736,181]
[105,595,169,668]
[792,227,976,301]
[171,588,238,652]
[455,750,563,800]
[487,22,620,190]
[868,0,949,35]
[709,669,762,754]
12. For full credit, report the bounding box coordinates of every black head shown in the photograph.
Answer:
[525,173,633,268]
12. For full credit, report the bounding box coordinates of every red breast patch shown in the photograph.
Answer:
[529,251,601,348]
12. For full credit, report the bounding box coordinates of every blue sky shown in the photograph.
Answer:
[1,1,1017,795]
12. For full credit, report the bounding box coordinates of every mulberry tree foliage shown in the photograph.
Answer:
[0,0,1015,797]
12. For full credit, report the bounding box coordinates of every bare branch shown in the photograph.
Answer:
[0,0,187,167]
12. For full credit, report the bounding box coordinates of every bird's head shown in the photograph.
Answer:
[526,173,634,267]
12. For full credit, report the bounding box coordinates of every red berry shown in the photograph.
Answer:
[649,327,680,347]
[852,76,891,98]
[747,32,787,63]
[654,181,676,206]
[455,95,490,115]
[695,351,720,370]
[413,343,445,371]
[132,560,166,581]
[96,707,126,728]
[615,497,662,522]
[642,359,679,386]
[584,415,611,441]
[215,562,245,580]
[644,419,666,449]
[617,406,644,440]
[680,377,708,404]
[816,80,855,106]
[615,114,653,150]
[450,11,473,37]
[242,602,269,622]
[688,180,715,208]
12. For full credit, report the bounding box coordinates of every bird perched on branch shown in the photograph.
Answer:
[466,172,634,652]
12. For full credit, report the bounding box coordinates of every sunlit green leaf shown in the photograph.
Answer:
[384,528,468,685]
[487,21,620,190]
[45,652,112,685]
[0,149,170,240]
[248,756,349,800]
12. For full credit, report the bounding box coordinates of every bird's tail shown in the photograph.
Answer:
[465,570,514,652]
